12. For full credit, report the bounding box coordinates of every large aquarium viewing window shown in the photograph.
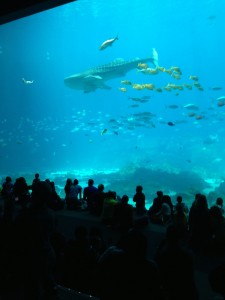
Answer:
[0,0,225,205]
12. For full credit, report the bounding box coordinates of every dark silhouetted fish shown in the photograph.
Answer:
[64,48,158,93]
[210,86,223,91]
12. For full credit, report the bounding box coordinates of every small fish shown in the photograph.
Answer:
[171,73,181,80]
[188,112,196,117]
[208,15,216,20]
[217,101,225,107]
[217,96,225,101]
[183,104,199,110]
[129,104,139,108]
[170,66,182,74]
[118,87,127,92]
[176,85,184,90]
[129,97,142,101]
[164,86,172,91]
[154,88,163,92]
[129,97,146,103]
[99,35,118,51]
[139,99,149,103]
[132,83,144,90]
[113,131,118,135]
[210,86,223,91]
[193,82,201,88]
[183,83,193,90]
[22,78,34,84]
[143,83,155,90]
[141,95,151,100]
[137,63,148,69]
[166,104,179,109]
[195,115,204,120]
[121,80,132,85]
[168,121,175,126]
[189,75,199,81]
[156,66,166,72]
[197,86,204,91]
[164,69,173,75]
[101,128,108,135]
[137,68,158,75]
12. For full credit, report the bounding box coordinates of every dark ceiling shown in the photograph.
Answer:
[0,0,77,25]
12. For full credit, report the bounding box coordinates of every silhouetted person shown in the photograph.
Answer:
[13,181,58,300]
[72,179,82,200]
[96,229,162,300]
[62,225,92,293]
[13,176,30,208]
[215,197,224,216]
[149,194,173,225]
[1,176,13,199]
[172,202,189,241]
[133,185,146,215]
[0,179,15,297]
[113,194,134,233]
[1,176,14,222]
[154,224,199,300]
[66,179,82,210]
[47,180,64,211]
[101,191,118,226]
[87,226,107,295]
[148,190,163,223]
[92,184,105,216]
[31,173,40,190]
[209,205,225,253]
[188,194,211,251]
[64,178,72,204]
[83,179,98,213]
[174,195,189,214]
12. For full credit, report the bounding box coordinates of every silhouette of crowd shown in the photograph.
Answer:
[0,173,225,300]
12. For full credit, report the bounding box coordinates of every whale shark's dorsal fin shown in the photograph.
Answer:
[152,48,159,66]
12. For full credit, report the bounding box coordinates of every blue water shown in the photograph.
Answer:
[1,0,225,205]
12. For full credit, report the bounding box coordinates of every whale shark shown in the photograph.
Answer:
[64,48,158,93]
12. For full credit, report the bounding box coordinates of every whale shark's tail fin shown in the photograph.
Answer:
[152,48,159,67]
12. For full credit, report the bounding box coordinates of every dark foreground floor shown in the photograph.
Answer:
[55,209,225,300]
[0,200,224,300]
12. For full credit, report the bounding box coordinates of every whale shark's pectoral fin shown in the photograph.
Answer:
[83,75,111,93]
[85,75,103,81]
